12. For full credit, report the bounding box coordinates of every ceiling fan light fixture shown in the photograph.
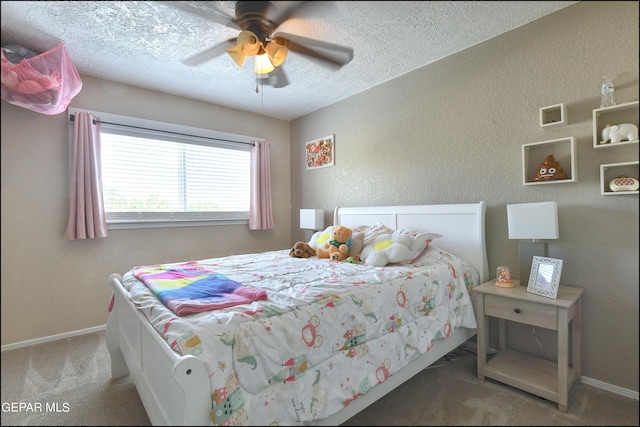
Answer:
[227,30,260,67]
[254,52,275,75]
[265,41,288,67]
[226,47,247,68]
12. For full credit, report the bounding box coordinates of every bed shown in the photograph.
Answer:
[105,201,489,426]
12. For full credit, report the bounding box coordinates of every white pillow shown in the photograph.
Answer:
[360,229,443,267]
[396,230,443,264]
[360,231,412,267]
[360,222,396,246]
[348,231,365,256]
[308,226,333,250]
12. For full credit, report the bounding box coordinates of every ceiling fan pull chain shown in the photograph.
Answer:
[255,84,259,94]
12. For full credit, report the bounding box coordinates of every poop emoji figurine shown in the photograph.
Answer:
[533,154,568,182]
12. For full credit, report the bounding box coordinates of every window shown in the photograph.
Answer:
[69,109,256,229]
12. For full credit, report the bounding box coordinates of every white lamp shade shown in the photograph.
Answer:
[300,209,324,230]
[507,201,559,240]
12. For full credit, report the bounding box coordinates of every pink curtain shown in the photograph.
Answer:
[63,111,108,240]
[248,139,275,230]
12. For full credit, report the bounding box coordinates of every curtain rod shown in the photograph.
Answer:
[69,114,255,146]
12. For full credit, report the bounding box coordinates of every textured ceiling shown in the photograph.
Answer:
[1,1,578,121]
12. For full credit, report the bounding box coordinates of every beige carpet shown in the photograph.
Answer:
[1,331,637,426]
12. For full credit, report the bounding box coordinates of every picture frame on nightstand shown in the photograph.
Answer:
[527,256,562,299]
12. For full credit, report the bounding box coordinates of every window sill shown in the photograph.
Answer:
[107,218,249,230]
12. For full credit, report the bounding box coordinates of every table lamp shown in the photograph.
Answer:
[507,201,559,283]
[300,209,324,235]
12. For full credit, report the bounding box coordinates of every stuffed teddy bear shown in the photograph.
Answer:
[289,241,316,258]
[316,225,353,261]
[309,226,363,257]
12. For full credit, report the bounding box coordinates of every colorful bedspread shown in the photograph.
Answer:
[132,261,267,316]
[122,246,479,425]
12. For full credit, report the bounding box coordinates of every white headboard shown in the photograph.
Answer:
[334,201,489,282]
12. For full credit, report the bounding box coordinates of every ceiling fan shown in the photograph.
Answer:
[182,1,354,88]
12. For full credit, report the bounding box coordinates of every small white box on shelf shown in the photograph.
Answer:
[592,101,639,148]
[522,137,576,185]
[540,103,566,128]
[599,161,639,196]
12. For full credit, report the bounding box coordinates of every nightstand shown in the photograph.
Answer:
[474,280,584,412]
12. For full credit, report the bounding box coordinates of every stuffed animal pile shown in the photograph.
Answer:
[316,225,353,261]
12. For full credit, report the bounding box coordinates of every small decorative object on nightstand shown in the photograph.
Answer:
[495,265,514,288]
[527,256,562,299]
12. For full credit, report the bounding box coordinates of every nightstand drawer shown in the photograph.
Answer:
[484,294,558,330]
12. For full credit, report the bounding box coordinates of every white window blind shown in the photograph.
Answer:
[69,109,255,229]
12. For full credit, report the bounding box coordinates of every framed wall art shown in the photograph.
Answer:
[305,134,334,170]
[527,256,563,299]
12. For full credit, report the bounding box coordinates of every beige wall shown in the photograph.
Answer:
[290,2,638,392]
[1,76,291,345]
[1,1,637,395]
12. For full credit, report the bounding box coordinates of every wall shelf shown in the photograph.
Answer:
[600,161,639,196]
[540,103,566,128]
[592,101,639,148]
[522,137,576,185]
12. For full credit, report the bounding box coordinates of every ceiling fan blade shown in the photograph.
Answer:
[182,39,236,66]
[159,1,238,29]
[272,32,354,68]
[264,1,307,29]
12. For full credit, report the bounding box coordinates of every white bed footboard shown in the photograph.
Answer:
[106,273,212,426]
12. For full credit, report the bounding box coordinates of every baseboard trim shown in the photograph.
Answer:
[0,325,106,352]
[3,327,638,401]
[580,376,639,401]
[462,341,638,401]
